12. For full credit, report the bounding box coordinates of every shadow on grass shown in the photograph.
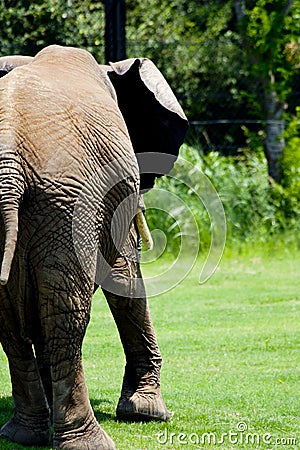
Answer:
[0,396,13,424]
[0,395,115,449]
[1,395,115,423]
[90,397,116,422]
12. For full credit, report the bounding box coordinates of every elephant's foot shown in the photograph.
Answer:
[116,375,171,422]
[0,416,51,446]
[53,419,115,450]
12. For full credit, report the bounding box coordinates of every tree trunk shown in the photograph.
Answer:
[265,92,285,183]
[263,84,285,183]
[104,0,126,63]
[233,0,246,22]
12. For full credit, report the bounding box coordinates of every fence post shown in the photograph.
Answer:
[104,0,126,63]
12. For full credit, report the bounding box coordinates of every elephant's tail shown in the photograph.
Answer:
[0,149,25,285]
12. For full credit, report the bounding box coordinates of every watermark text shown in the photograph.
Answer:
[157,422,297,446]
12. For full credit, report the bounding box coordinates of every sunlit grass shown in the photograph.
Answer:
[0,249,299,449]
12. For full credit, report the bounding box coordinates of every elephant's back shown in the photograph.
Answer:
[0,64,137,193]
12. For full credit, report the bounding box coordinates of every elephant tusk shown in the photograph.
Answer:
[135,209,153,251]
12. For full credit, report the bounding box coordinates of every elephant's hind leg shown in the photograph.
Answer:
[37,263,115,450]
[0,289,51,446]
[101,223,170,422]
[0,357,51,447]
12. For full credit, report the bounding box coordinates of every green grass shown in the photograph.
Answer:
[0,249,300,449]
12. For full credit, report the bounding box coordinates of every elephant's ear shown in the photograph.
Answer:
[0,55,33,78]
[108,58,188,192]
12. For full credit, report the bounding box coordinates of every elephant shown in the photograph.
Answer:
[0,45,188,449]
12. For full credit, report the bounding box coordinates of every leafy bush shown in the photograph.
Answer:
[281,108,300,201]
[144,144,300,255]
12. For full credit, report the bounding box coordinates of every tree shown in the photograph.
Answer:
[233,0,299,182]
[126,0,249,153]
[126,0,300,182]
[1,0,299,183]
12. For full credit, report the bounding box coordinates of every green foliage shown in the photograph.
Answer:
[281,107,300,199]
[127,0,300,177]
[240,0,299,103]
[144,144,300,255]
[0,1,105,58]
[126,0,244,121]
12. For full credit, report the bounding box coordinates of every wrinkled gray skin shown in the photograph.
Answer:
[0,45,188,449]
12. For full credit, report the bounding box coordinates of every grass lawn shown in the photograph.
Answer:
[0,248,299,449]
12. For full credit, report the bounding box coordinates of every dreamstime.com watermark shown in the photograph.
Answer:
[157,422,298,447]
[72,153,227,297]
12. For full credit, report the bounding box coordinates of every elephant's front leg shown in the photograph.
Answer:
[101,223,170,422]
[38,263,115,450]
